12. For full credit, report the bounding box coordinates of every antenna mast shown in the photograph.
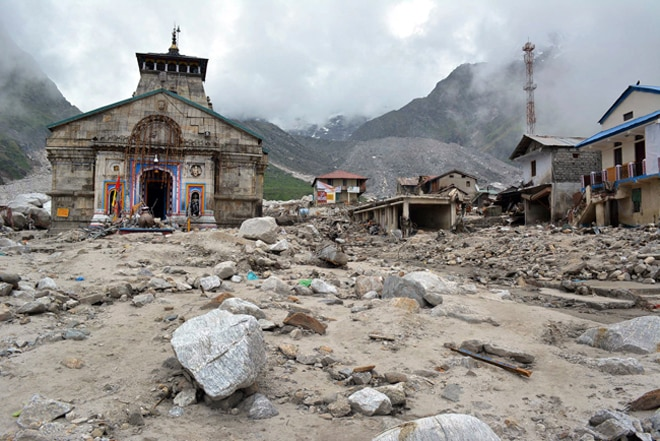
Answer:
[523,41,536,134]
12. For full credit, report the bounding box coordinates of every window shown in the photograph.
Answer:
[572,153,579,159]
[466,181,471,187]
[342,179,347,187]
[623,111,633,121]
[531,160,536,177]
[614,148,623,166]
[632,188,641,213]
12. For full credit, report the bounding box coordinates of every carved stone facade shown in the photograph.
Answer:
[46,32,267,233]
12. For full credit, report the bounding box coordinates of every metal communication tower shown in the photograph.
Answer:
[523,41,536,134]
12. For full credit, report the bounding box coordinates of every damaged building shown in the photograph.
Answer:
[509,135,600,225]
[574,84,660,226]
[46,29,268,233]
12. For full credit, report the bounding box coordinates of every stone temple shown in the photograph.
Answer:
[46,29,267,233]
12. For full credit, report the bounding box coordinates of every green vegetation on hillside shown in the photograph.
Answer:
[263,165,312,201]
[0,134,31,184]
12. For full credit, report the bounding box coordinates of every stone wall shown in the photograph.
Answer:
[552,149,601,182]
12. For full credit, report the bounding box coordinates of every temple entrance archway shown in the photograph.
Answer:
[142,169,172,219]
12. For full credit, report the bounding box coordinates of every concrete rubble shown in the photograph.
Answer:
[0,200,659,440]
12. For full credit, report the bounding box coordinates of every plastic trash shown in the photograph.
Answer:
[298,279,312,287]
[247,271,259,280]
[75,276,85,281]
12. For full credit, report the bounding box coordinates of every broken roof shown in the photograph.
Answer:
[397,177,419,186]
[510,134,585,160]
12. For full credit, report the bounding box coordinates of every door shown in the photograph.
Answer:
[142,169,172,219]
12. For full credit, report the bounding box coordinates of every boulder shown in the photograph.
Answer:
[577,316,660,354]
[26,206,51,229]
[310,278,338,295]
[261,276,290,295]
[403,271,445,306]
[213,261,237,280]
[199,275,222,292]
[171,310,266,401]
[317,245,349,267]
[239,217,279,244]
[348,387,392,416]
[381,276,429,307]
[372,413,501,441]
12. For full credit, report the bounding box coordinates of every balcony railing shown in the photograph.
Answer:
[581,159,652,188]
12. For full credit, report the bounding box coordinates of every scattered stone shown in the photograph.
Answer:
[594,357,644,375]
[238,217,279,244]
[149,277,173,290]
[79,292,106,305]
[0,281,13,296]
[328,396,352,417]
[244,393,279,419]
[173,388,198,407]
[317,245,349,267]
[268,239,289,253]
[441,383,463,402]
[381,276,429,307]
[63,329,90,340]
[403,271,446,306]
[389,297,420,313]
[0,272,21,288]
[261,276,291,295]
[61,358,84,369]
[372,413,501,441]
[577,316,660,354]
[375,383,406,406]
[219,297,266,320]
[132,293,155,307]
[278,343,298,359]
[310,278,338,295]
[16,394,73,429]
[36,277,57,291]
[355,275,383,297]
[348,387,392,416]
[199,275,222,292]
[214,261,237,280]
[283,312,327,335]
[171,310,266,401]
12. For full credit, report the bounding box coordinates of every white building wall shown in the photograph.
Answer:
[602,91,660,129]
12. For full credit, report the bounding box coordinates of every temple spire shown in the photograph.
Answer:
[169,25,180,55]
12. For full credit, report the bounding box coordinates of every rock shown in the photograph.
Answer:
[381,276,429,307]
[173,388,198,407]
[0,304,12,321]
[403,271,446,306]
[36,277,57,291]
[283,312,327,335]
[348,387,392,416]
[355,275,383,297]
[199,275,222,292]
[16,394,73,429]
[213,261,237,280]
[238,217,279,244]
[171,309,266,401]
[219,297,266,320]
[268,239,289,253]
[441,383,463,402]
[149,277,173,290]
[482,343,535,364]
[310,278,338,295]
[27,206,51,229]
[0,281,14,296]
[317,245,349,267]
[278,343,298,359]
[375,383,406,406]
[383,372,408,384]
[372,413,501,441]
[131,293,155,307]
[588,409,644,441]
[79,292,106,305]
[594,357,645,375]
[244,393,279,419]
[389,297,420,313]
[0,272,21,288]
[106,282,134,299]
[577,316,660,354]
[63,329,90,340]
[261,276,291,295]
[17,298,50,315]
[328,396,352,417]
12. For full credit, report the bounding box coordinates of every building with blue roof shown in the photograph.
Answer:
[45,28,268,232]
[574,84,660,226]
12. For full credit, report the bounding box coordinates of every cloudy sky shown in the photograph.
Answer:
[2,0,660,134]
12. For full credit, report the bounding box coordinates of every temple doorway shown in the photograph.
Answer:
[142,169,172,219]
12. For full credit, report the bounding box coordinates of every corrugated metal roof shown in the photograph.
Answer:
[576,110,660,148]
[598,85,660,124]
[510,134,585,160]
[46,88,263,142]
[316,170,368,180]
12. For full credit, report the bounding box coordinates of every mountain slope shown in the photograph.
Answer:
[0,28,80,184]
[350,62,525,160]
